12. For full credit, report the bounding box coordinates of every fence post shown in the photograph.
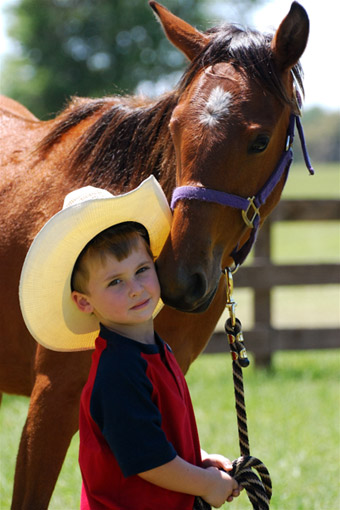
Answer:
[251,219,273,366]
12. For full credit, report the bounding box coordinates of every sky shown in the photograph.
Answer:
[0,0,339,112]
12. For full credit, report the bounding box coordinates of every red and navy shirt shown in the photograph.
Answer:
[79,325,202,510]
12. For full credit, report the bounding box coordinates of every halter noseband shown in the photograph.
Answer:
[170,113,314,269]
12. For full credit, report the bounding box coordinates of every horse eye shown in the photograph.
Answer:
[249,135,270,154]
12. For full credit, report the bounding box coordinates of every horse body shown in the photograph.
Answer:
[0,2,309,508]
[0,97,227,509]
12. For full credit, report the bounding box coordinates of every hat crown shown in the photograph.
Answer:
[63,186,114,209]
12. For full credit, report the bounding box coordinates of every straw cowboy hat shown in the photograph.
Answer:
[19,176,172,352]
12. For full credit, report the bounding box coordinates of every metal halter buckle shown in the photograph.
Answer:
[241,196,260,228]
[285,134,292,152]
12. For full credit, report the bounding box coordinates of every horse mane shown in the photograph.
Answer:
[37,93,179,192]
[37,22,303,187]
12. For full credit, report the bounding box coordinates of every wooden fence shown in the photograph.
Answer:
[205,199,340,365]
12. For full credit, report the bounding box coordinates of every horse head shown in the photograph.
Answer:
[153,1,310,312]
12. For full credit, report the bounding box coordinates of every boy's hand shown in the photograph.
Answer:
[200,452,242,505]
[201,467,240,507]
[201,453,233,472]
[139,455,241,507]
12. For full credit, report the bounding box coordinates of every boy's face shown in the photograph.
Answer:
[72,238,160,334]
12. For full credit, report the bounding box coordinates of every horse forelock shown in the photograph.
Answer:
[179,23,304,108]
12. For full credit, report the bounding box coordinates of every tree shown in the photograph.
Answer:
[1,0,263,119]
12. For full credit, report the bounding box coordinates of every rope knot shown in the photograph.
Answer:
[231,456,272,510]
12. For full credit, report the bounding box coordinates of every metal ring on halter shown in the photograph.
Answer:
[223,263,239,276]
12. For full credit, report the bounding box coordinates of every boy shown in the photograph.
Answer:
[20,176,240,509]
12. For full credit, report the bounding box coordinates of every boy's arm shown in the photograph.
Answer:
[138,455,240,508]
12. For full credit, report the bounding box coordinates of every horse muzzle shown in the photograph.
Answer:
[156,258,220,313]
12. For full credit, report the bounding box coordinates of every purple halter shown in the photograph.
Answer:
[170,113,314,269]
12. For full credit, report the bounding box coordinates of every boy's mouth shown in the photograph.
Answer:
[130,298,150,311]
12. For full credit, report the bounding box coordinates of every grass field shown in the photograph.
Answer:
[1,351,339,509]
[0,162,339,509]
[187,350,340,510]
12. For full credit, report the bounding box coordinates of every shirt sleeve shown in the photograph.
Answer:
[89,347,177,477]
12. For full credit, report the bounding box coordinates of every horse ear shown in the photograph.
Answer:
[271,1,309,71]
[149,1,209,61]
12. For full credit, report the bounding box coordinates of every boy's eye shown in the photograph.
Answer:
[137,265,149,275]
[109,278,121,287]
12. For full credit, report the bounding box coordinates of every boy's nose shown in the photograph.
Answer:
[129,279,143,297]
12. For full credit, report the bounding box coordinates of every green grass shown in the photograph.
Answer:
[1,351,339,510]
[186,350,340,510]
[0,394,82,510]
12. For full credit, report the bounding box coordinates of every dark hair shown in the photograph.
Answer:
[71,222,152,293]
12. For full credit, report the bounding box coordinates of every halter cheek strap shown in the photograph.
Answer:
[170,113,314,268]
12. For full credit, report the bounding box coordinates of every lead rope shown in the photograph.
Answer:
[194,269,272,510]
[224,268,272,509]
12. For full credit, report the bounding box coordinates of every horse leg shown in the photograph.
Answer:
[11,346,91,510]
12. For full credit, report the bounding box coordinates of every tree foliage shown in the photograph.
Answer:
[2,0,263,119]
[1,0,202,118]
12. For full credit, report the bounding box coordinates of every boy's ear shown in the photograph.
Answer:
[71,291,94,314]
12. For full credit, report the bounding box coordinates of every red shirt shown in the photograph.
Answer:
[79,325,202,510]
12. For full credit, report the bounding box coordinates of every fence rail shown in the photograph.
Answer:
[205,199,340,365]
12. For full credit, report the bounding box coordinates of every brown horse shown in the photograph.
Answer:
[0,2,310,508]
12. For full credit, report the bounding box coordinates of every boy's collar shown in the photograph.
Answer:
[99,323,166,351]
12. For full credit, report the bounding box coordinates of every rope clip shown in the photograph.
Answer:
[224,268,250,368]
[225,270,236,325]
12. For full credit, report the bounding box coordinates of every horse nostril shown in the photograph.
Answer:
[158,257,211,311]
[185,270,208,304]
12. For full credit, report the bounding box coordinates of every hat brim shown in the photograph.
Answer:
[19,176,172,351]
